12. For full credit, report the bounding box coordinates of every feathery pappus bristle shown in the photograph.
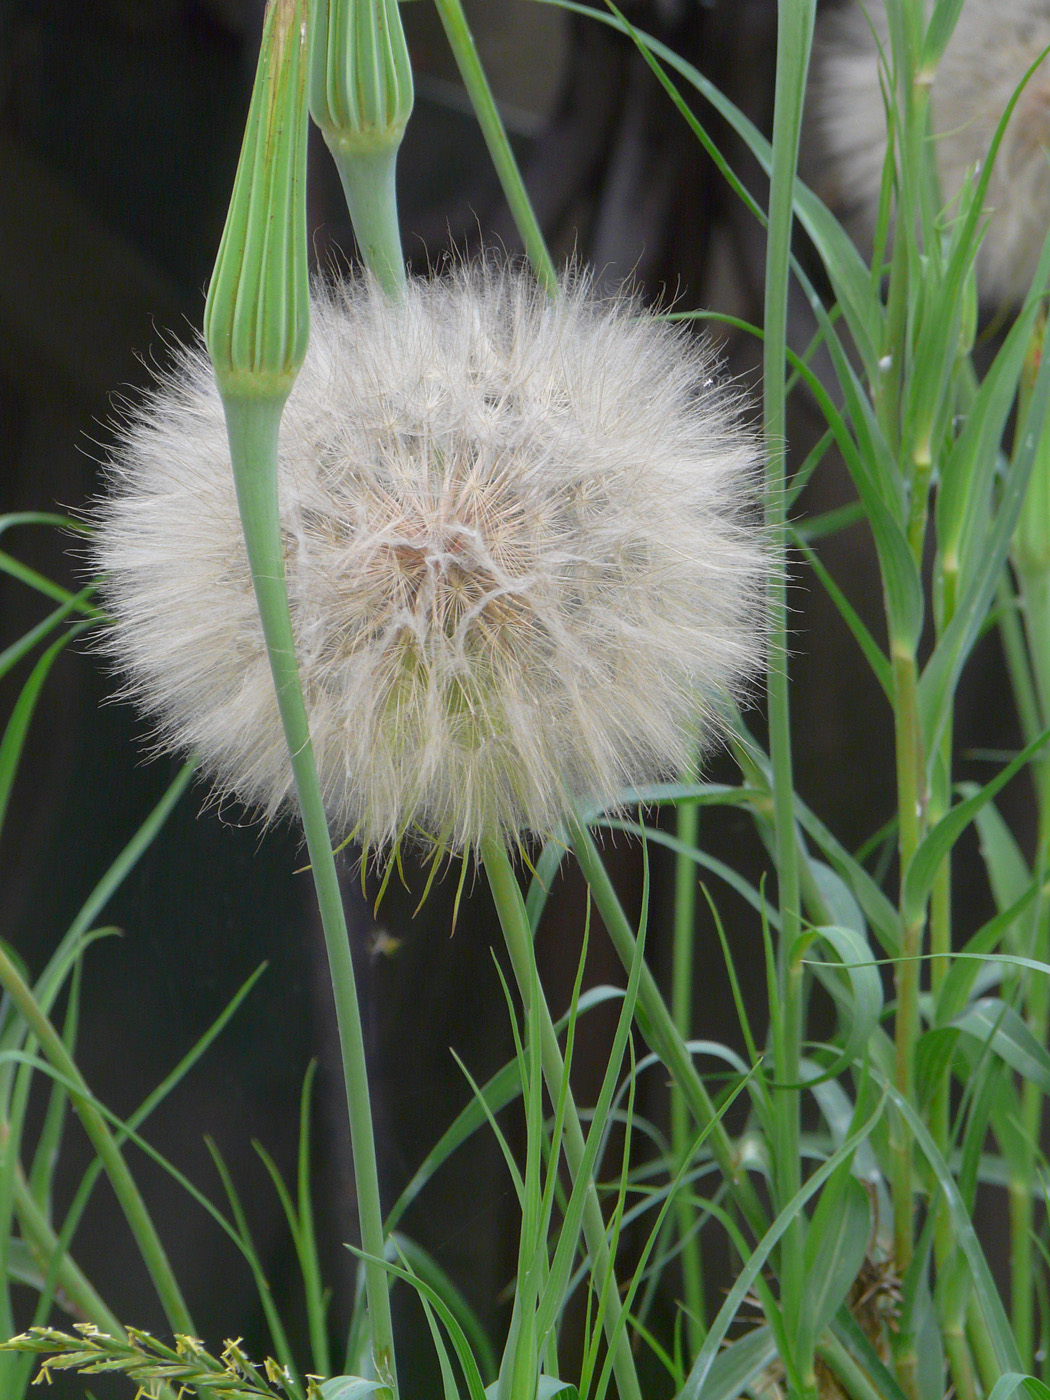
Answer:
[92,263,768,858]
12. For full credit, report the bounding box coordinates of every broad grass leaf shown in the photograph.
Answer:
[808,862,868,939]
[921,0,967,65]
[809,1075,886,1194]
[829,1312,909,1400]
[695,1326,777,1400]
[537,1379,580,1400]
[790,797,901,954]
[935,299,1042,569]
[914,1026,961,1109]
[870,496,924,653]
[920,288,1050,755]
[887,1086,1022,1371]
[968,791,1033,914]
[902,727,1050,925]
[934,882,1041,1024]
[953,998,1050,1093]
[320,1380,386,1400]
[677,1098,885,1400]
[987,1376,1050,1400]
[798,1172,871,1355]
[799,925,883,1083]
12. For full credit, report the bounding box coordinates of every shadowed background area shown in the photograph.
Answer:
[3,2,1014,1396]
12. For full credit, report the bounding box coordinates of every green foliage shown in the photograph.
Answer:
[8,1,1050,1399]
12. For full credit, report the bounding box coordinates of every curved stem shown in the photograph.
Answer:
[672,793,706,1347]
[225,397,397,1398]
[0,947,192,1336]
[431,0,558,295]
[568,816,768,1240]
[483,840,643,1400]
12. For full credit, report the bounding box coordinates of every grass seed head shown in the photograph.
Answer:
[92,263,768,858]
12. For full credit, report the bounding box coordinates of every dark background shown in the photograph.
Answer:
[1,2,1007,1397]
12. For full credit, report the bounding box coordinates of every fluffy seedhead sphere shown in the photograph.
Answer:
[807,0,1050,306]
[92,265,767,857]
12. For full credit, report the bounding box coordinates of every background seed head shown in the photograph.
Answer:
[92,264,768,857]
[807,0,1050,307]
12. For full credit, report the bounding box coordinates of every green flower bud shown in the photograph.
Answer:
[310,0,414,297]
[204,0,311,404]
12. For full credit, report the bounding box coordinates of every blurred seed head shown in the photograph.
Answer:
[92,264,768,858]
[806,0,1050,306]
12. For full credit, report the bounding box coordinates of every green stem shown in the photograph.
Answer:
[943,1316,979,1400]
[672,793,706,1347]
[965,1292,1001,1397]
[225,397,397,1398]
[430,0,558,295]
[1011,562,1050,1371]
[326,143,407,300]
[482,840,643,1400]
[997,560,1045,1366]
[817,1334,897,1400]
[890,645,925,1280]
[0,947,192,1335]
[764,0,814,1352]
[568,816,768,1239]
[10,1165,123,1337]
[929,565,955,1285]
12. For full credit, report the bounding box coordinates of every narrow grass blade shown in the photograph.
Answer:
[0,622,90,839]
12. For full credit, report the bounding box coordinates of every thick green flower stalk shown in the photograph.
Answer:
[309,0,413,297]
[203,1,398,1392]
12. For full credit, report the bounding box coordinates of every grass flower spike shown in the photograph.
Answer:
[94,265,766,859]
[808,0,1050,305]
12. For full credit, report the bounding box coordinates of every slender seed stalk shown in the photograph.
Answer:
[764,0,815,1359]
[482,840,643,1400]
[568,816,768,1239]
[890,644,925,1279]
[430,0,558,295]
[672,792,706,1347]
[0,945,193,1335]
[203,5,398,1387]
[928,551,954,1260]
[223,399,397,1398]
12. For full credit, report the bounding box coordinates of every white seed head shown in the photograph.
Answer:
[807,0,1050,305]
[92,265,768,856]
